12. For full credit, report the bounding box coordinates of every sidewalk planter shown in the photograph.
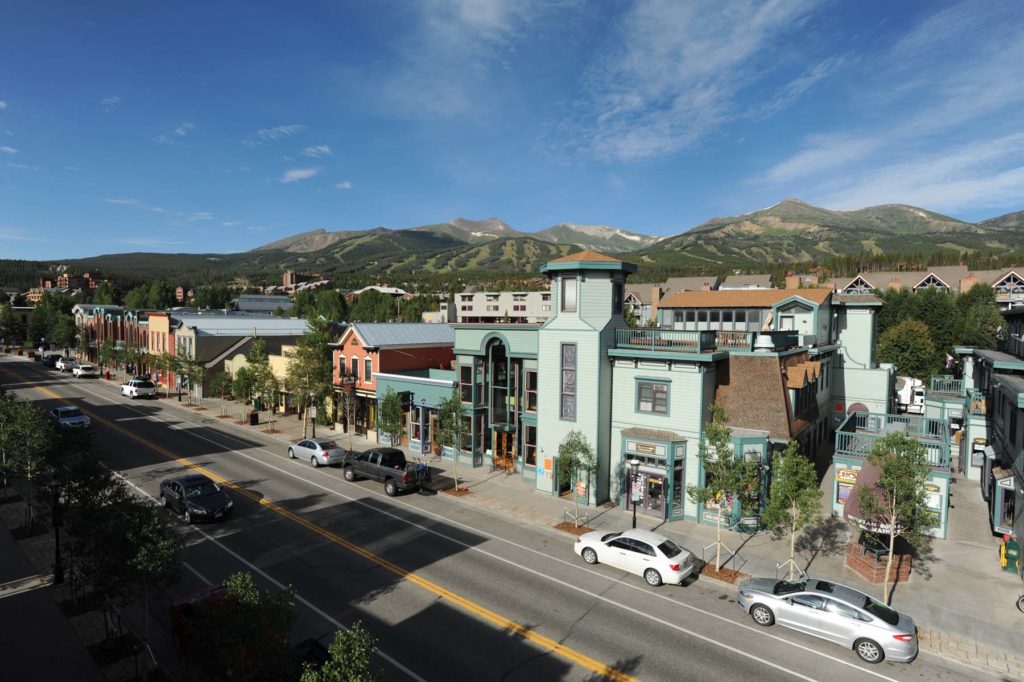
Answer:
[844,542,912,583]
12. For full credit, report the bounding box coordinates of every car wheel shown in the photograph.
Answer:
[343,467,356,482]
[750,604,775,626]
[288,448,295,459]
[644,568,663,587]
[311,456,320,468]
[384,480,398,497]
[183,510,192,525]
[854,638,884,664]
[581,547,598,565]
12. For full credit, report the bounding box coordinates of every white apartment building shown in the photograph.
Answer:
[440,289,553,323]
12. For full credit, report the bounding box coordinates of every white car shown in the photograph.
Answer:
[72,363,99,378]
[48,406,91,428]
[121,379,157,399]
[55,356,77,372]
[575,528,696,587]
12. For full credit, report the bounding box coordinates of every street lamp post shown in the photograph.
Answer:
[629,458,641,529]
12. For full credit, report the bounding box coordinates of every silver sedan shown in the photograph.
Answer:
[288,438,346,467]
[737,577,917,664]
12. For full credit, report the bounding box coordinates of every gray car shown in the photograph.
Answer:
[288,438,346,467]
[48,406,91,428]
[737,578,917,664]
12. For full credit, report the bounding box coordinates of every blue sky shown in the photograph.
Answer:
[2,0,1023,261]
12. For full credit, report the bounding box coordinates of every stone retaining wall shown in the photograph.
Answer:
[845,542,912,583]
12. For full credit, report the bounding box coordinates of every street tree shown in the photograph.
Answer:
[301,621,379,682]
[97,338,117,372]
[854,432,934,604]
[555,430,596,527]
[50,313,77,350]
[686,404,758,571]
[285,318,334,438]
[155,351,178,398]
[761,440,822,580]
[341,387,359,450]
[232,365,256,421]
[378,387,404,447]
[189,571,297,681]
[0,304,21,344]
[877,318,936,380]
[435,387,467,491]
[209,371,233,417]
[9,401,53,528]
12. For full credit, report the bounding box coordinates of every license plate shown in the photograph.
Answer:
[215,512,223,519]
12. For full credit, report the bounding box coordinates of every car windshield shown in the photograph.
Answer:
[61,409,84,418]
[600,532,623,542]
[136,381,154,388]
[773,580,808,595]
[317,441,339,449]
[862,596,900,625]
[185,481,220,498]
[657,539,684,558]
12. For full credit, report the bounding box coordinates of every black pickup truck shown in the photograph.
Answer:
[341,447,431,496]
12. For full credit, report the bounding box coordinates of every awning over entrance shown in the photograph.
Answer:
[842,463,899,534]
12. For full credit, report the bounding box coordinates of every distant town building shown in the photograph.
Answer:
[440,289,553,324]
[232,294,294,314]
[719,274,774,290]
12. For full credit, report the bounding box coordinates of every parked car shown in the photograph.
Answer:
[574,528,696,587]
[341,447,431,496]
[42,353,63,368]
[47,405,91,428]
[72,363,99,378]
[55,356,76,372]
[159,474,233,524]
[121,378,157,399]
[737,578,917,664]
[288,438,347,467]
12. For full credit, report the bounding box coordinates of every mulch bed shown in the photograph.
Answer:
[553,521,594,536]
[442,487,471,497]
[216,414,232,419]
[699,562,748,584]
[261,428,281,434]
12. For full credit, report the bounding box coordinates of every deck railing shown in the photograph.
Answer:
[614,328,801,353]
[966,388,987,416]
[836,411,950,468]
[929,374,964,396]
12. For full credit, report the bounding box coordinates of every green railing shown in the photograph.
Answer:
[930,374,964,396]
[614,329,800,353]
[966,388,987,416]
[835,411,950,468]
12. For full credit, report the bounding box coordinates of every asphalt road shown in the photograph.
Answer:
[1,357,1001,682]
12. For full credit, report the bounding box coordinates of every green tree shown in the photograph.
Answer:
[854,433,934,604]
[760,440,822,580]
[314,289,348,322]
[0,304,21,344]
[209,371,234,417]
[398,294,437,323]
[301,621,379,682]
[285,319,332,438]
[233,365,256,421]
[194,283,233,310]
[123,285,149,309]
[247,339,279,427]
[189,571,297,681]
[147,281,176,309]
[91,281,119,305]
[8,400,53,528]
[377,387,404,447]
[623,305,638,328]
[908,288,958,365]
[877,318,936,380]
[686,404,758,571]
[49,314,76,352]
[97,338,117,372]
[958,302,1004,348]
[348,290,397,322]
[555,430,596,527]
[435,387,467,491]
[877,289,914,337]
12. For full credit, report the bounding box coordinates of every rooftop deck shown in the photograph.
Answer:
[614,328,800,353]
[835,411,950,468]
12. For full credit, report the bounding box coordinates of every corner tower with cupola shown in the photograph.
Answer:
[536,250,637,503]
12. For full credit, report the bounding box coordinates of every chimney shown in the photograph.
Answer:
[651,286,662,323]
[785,275,800,289]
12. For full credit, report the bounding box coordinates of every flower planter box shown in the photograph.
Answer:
[844,542,912,583]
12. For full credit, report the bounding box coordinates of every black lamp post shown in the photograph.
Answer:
[629,458,641,529]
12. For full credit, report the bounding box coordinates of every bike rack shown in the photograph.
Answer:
[775,559,806,580]
[563,507,588,528]
[701,541,737,569]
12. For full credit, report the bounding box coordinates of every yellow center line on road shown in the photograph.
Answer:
[24,376,637,682]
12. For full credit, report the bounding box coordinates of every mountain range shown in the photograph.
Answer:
[7,200,1024,286]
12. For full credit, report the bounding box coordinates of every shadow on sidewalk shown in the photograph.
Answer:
[796,516,848,574]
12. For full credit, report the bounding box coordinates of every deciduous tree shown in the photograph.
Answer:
[435,387,467,491]
[556,430,596,527]
[301,621,379,682]
[377,387,404,447]
[877,319,936,380]
[285,319,333,438]
[761,440,822,580]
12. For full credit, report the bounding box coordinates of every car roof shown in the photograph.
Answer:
[54,406,80,413]
[174,474,215,486]
[806,580,866,604]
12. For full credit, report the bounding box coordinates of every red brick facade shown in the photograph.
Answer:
[845,542,913,583]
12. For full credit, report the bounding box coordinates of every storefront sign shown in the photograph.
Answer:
[631,479,643,502]
[835,467,859,484]
[626,440,664,457]
[576,482,587,497]
[924,482,940,493]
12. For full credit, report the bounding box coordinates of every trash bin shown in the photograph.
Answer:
[249,411,259,426]
[104,371,110,380]
[1001,537,1020,573]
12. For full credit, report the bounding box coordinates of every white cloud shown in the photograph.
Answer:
[0,226,46,242]
[7,162,38,170]
[753,55,849,119]
[335,181,353,190]
[243,124,307,147]
[281,167,319,183]
[561,0,822,161]
[100,95,121,111]
[303,144,333,158]
[0,146,16,154]
[175,122,194,136]
[0,101,7,109]
[188,211,213,221]
[155,122,196,144]
[763,133,882,184]
[221,220,242,227]
[105,197,167,214]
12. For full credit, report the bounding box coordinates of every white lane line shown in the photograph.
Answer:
[110,468,427,682]
[68,375,895,682]
[183,562,213,586]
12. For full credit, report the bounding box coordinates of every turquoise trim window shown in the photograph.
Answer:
[561,277,577,313]
[560,343,576,421]
[636,379,669,414]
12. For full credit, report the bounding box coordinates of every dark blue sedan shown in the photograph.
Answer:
[159,474,233,524]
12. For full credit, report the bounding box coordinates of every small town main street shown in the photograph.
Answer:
[0,357,999,682]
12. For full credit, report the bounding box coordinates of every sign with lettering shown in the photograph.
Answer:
[835,467,859,484]
[923,482,940,493]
